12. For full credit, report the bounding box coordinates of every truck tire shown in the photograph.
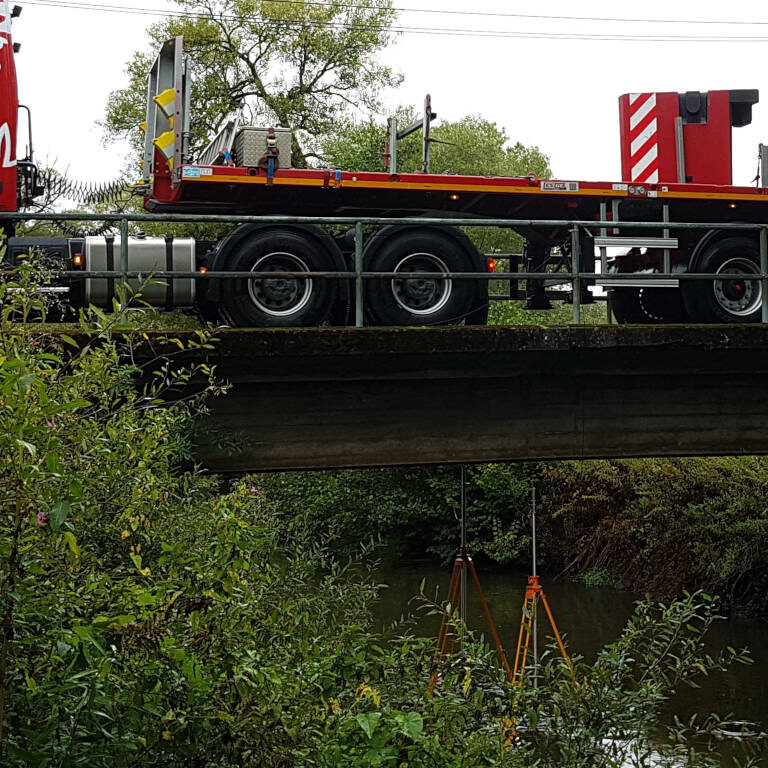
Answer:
[608,263,688,324]
[682,236,762,323]
[219,228,339,327]
[363,227,481,326]
[608,288,648,323]
[635,286,688,323]
[609,287,687,323]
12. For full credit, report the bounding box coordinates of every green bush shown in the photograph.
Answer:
[538,458,768,612]
[3,253,766,767]
[252,463,532,565]
[582,568,616,589]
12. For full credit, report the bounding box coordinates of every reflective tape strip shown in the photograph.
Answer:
[631,144,658,179]
[628,92,658,182]
[631,118,658,156]
[630,93,656,130]
[153,88,176,119]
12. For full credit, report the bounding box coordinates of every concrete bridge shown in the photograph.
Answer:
[184,325,768,472]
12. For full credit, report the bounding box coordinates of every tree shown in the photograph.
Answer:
[321,110,550,179]
[322,111,551,259]
[104,0,401,168]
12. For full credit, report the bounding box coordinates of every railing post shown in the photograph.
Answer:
[354,221,364,328]
[120,217,129,290]
[761,226,768,324]
[571,224,581,324]
[599,202,608,275]
[600,202,612,324]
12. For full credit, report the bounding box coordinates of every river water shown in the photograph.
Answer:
[373,562,768,747]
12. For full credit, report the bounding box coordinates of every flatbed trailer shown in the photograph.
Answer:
[5,19,768,326]
[150,164,768,226]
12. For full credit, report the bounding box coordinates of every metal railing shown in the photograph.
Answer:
[4,211,768,326]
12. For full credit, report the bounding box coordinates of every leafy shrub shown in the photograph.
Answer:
[2,251,766,768]
[252,462,531,565]
[582,568,616,588]
[539,458,768,613]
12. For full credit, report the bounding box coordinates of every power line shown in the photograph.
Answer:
[22,0,768,42]
[22,0,768,28]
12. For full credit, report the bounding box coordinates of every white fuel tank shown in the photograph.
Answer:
[84,236,196,308]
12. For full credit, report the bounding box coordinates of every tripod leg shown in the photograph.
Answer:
[513,596,533,686]
[434,558,462,661]
[539,590,576,682]
[467,557,513,683]
[517,595,536,686]
[445,559,465,658]
[429,557,463,695]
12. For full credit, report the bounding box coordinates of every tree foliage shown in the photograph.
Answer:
[322,110,550,178]
[253,463,532,565]
[322,111,550,256]
[104,0,401,167]
[539,457,768,613]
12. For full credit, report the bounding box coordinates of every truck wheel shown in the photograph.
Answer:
[609,287,688,323]
[363,228,479,326]
[219,228,338,327]
[682,237,762,323]
[608,288,648,323]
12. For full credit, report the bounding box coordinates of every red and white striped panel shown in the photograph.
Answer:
[628,93,659,184]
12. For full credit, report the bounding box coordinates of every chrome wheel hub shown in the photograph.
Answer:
[713,257,761,317]
[248,252,313,317]
[391,252,452,315]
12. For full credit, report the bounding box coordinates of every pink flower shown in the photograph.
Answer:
[36,510,47,527]
[45,415,56,428]
[249,486,257,494]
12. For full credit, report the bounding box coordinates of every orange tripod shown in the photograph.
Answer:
[428,465,513,694]
[512,574,575,687]
[428,546,513,694]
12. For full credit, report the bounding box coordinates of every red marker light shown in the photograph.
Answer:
[487,257,496,273]
[72,253,83,267]
[198,266,208,273]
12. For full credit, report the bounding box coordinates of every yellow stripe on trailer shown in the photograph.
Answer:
[153,129,175,154]
[153,129,175,169]
[153,88,176,119]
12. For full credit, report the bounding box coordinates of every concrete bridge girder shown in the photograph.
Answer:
[183,326,768,472]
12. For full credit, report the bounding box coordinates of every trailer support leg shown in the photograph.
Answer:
[578,226,595,305]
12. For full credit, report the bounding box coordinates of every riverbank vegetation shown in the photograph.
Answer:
[254,453,768,616]
[2,260,766,766]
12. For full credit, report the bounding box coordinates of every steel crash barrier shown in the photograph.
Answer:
[2,211,768,326]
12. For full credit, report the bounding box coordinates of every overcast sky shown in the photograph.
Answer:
[15,0,768,188]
